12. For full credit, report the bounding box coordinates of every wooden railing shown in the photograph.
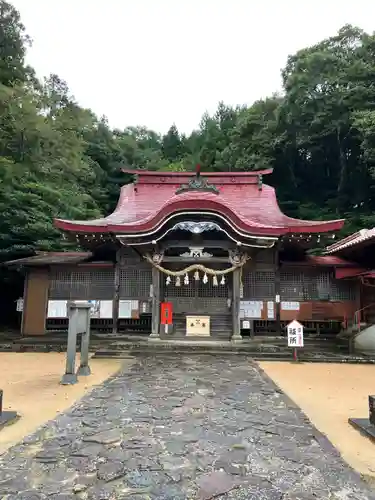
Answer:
[353,303,375,332]
[345,302,375,353]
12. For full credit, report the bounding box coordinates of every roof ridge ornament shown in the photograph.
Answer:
[175,164,220,195]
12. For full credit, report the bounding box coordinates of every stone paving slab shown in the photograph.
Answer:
[0,355,374,499]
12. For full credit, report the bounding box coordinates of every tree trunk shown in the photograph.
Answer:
[336,126,347,214]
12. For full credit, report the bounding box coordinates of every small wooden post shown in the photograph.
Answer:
[293,347,298,362]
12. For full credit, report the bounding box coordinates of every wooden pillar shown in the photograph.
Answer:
[112,249,121,334]
[275,242,281,336]
[150,266,161,338]
[22,268,49,336]
[231,267,242,341]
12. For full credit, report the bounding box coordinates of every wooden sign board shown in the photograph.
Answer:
[186,315,210,336]
[47,300,68,318]
[119,300,139,319]
[240,300,263,319]
[287,320,304,347]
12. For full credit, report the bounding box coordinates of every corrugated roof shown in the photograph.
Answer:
[325,228,375,254]
[54,171,344,236]
[4,252,92,266]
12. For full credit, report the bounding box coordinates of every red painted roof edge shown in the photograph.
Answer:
[121,168,273,177]
[54,209,344,236]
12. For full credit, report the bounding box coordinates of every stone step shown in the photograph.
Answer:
[96,339,348,354]
[92,349,375,363]
[110,342,344,351]
[103,348,346,357]
[2,330,348,355]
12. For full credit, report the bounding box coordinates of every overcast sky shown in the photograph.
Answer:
[11,0,375,134]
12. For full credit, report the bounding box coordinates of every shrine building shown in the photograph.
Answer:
[325,228,375,329]
[8,168,362,340]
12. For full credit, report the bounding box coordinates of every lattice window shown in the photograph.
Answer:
[119,265,152,299]
[49,268,115,299]
[69,270,92,299]
[314,271,331,300]
[281,268,358,301]
[280,270,304,300]
[163,279,196,297]
[49,269,75,299]
[243,271,275,299]
[330,275,357,300]
[88,269,115,300]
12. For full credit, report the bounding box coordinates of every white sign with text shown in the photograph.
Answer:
[287,320,304,347]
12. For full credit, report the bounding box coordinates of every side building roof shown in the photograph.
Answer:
[4,252,93,267]
[325,228,375,254]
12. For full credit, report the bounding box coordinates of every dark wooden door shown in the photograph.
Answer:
[164,272,231,314]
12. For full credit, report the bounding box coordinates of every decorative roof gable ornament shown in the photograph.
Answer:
[175,164,220,195]
[179,247,213,258]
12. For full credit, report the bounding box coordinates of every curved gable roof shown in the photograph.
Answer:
[55,170,344,236]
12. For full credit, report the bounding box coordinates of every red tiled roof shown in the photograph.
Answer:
[54,171,344,236]
[362,270,375,278]
[283,256,358,267]
[325,228,375,254]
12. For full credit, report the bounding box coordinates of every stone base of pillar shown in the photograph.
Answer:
[60,373,78,385]
[77,365,91,376]
[0,411,18,430]
[148,333,161,342]
[231,335,243,343]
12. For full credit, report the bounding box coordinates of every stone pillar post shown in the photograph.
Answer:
[77,304,92,376]
[149,266,161,339]
[61,303,79,385]
[231,267,242,342]
[61,301,91,384]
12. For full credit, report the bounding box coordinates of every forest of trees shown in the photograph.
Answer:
[1,1,375,262]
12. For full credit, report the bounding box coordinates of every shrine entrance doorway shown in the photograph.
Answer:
[161,264,233,338]
[163,272,231,315]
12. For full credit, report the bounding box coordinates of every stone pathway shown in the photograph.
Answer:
[0,355,374,499]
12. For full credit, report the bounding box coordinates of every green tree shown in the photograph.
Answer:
[0,0,30,86]
[161,124,185,162]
